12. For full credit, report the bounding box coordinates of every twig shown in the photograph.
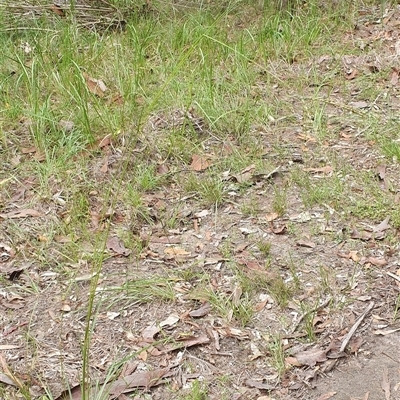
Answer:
[387,271,400,283]
[340,301,375,353]
[291,297,332,334]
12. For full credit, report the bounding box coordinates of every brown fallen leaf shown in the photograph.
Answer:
[293,348,327,367]
[50,4,65,16]
[142,323,160,342]
[373,216,390,233]
[100,156,109,173]
[190,154,211,171]
[376,165,386,180]
[265,212,279,222]
[0,353,24,390]
[244,379,274,391]
[304,166,333,174]
[0,209,43,219]
[0,372,18,387]
[98,134,112,148]
[374,327,400,336]
[338,251,360,262]
[163,333,210,352]
[351,229,372,241]
[270,223,286,234]
[350,100,369,109]
[232,164,256,183]
[345,68,358,80]
[107,368,171,397]
[285,356,302,367]
[349,336,363,353]
[367,257,387,267]
[83,72,107,98]
[106,237,131,256]
[56,384,83,400]
[390,68,399,86]
[189,302,211,318]
[20,146,37,154]
[164,247,191,257]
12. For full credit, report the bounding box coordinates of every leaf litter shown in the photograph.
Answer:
[2,3,400,400]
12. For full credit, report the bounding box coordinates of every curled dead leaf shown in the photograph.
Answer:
[367,257,387,267]
[106,237,131,257]
[265,212,279,222]
[190,154,211,171]
[189,302,211,318]
[244,379,274,391]
[82,72,107,98]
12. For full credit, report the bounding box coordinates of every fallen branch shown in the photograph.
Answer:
[340,301,375,353]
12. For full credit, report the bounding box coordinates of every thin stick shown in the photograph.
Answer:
[340,301,375,353]
[387,271,400,283]
[291,297,332,334]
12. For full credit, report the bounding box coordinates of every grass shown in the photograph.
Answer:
[0,0,399,398]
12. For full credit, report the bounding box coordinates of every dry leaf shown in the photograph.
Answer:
[367,257,387,267]
[100,156,109,173]
[190,154,211,171]
[376,165,386,180]
[0,209,43,219]
[390,68,399,86]
[351,229,372,241]
[106,237,131,256]
[142,323,160,342]
[338,251,360,262]
[50,4,65,16]
[232,164,256,183]
[349,336,363,353]
[20,146,37,154]
[164,247,191,257]
[244,379,274,391]
[374,327,400,336]
[0,345,20,350]
[270,223,286,234]
[350,101,369,109]
[294,348,327,367]
[0,372,18,387]
[189,302,211,318]
[254,300,268,312]
[304,166,333,174]
[373,217,390,233]
[157,163,169,175]
[265,212,279,222]
[108,368,171,397]
[297,133,316,142]
[345,68,358,80]
[83,72,107,97]
[285,356,302,367]
[56,384,84,400]
[160,314,179,327]
[163,333,210,352]
[98,134,112,148]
